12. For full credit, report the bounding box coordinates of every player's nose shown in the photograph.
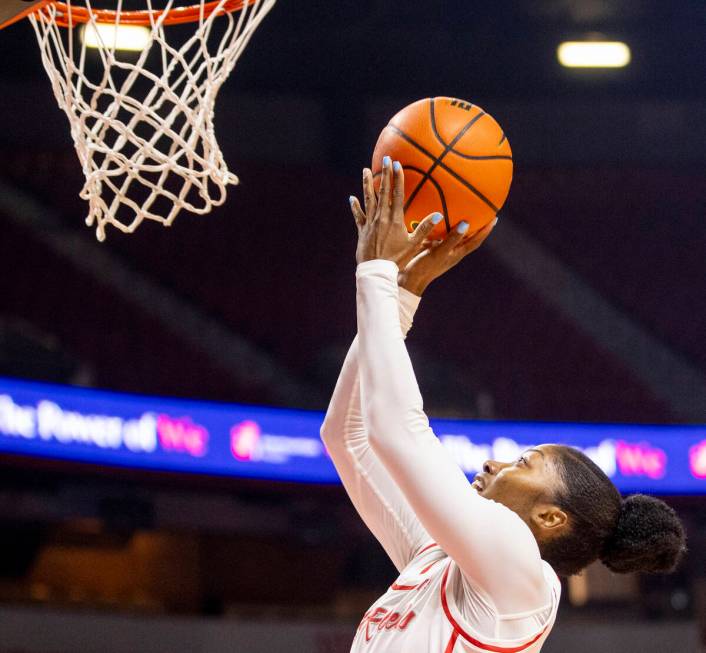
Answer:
[483,459,501,475]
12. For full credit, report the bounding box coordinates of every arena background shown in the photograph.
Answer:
[0,1,705,651]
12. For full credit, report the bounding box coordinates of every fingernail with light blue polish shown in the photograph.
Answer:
[431,212,443,225]
[383,156,391,168]
[393,160,401,172]
[456,221,469,234]
[349,196,355,206]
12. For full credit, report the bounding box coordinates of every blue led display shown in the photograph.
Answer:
[0,377,705,494]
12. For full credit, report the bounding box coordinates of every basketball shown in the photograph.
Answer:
[372,97,513,239]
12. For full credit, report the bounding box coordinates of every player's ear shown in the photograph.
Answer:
[531,504,568,532]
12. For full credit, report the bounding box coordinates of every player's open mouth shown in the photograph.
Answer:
[472,476,485,493]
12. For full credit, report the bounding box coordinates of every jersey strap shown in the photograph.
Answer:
[440,564,557,653]
[444,630,461,653]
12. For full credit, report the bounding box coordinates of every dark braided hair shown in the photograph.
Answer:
[540,445,687,577]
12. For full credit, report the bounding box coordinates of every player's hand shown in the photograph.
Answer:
[349,157,442,269]
[397,217,498,296]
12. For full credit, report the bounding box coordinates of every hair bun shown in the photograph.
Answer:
[600,494,687,574]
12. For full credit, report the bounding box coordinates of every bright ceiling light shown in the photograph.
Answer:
[82,23,151,52]
[557,41,631,68]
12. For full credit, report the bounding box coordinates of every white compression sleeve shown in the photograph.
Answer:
[320,287,432,572]
[356,259,549,613]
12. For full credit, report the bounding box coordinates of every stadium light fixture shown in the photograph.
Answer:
[82,23,151,52]
[557,41,631,68]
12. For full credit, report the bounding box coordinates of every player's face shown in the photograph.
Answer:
[472,444,563,529]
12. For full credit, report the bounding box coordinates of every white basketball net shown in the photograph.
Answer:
[28,0,276,240]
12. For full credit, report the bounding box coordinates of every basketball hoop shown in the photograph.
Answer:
[20,0,276,240]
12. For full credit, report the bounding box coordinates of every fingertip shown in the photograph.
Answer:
[393,160,402,173]
[431,212,443,225]
[349,195,356,206]
[456,221,469,235]
[382,155,391,168]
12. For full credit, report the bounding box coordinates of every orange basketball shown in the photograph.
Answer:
[372,97,513,239]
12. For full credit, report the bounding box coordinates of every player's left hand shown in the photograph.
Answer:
[349,156,441,269]
[398,217,497,296]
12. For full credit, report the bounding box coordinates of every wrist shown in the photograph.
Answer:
[357,259,400,277]
[397,271,430,297]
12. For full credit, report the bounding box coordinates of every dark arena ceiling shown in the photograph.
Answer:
[0,0,705,100]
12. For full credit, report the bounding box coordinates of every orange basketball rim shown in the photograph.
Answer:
[0,0,258,30]
[2,0,277,240]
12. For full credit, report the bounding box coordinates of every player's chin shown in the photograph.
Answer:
[473,483,498,502]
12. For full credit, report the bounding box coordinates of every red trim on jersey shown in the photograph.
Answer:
[444,630,459,653]
[416,542,438,557]
[391,582,419,591]
[421,557,443,574]
[392,545,442,590]
[440,565,548,653]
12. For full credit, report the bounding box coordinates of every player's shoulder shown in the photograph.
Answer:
[540,559,562,598]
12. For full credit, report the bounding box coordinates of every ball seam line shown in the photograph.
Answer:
[373,165,449,228]
[429,99,513,161]
[386,124,501,215]
[401,101,487,222]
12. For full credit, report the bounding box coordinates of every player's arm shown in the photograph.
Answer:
[354,158,547,612]
[321,164,491,573]
[320,289,432,572]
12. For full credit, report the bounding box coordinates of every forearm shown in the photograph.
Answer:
[356,260,427,442]
[320,286,428,571]
[320,286,420,449]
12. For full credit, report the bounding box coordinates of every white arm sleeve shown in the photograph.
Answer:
[320,287,432,572]
[356,259,549,613]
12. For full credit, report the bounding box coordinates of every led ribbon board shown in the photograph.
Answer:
[0,377,704,493]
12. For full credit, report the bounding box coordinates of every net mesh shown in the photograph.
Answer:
[28,0,276,241]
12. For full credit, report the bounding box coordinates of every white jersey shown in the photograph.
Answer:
[321,260,562,653]
[353,544,560,653]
